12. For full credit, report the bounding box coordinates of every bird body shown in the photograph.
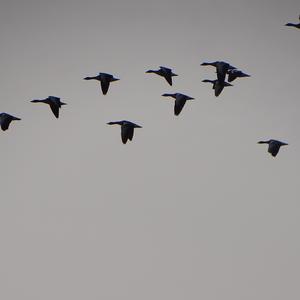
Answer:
[146,66,178,86]
[161,93,194,115]
[31,96,67,118]
[0,113,21,131]
[258,139,288,157]
[84,72,119,95]
[107,120,142,144]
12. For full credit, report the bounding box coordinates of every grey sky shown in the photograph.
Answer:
[0,0,300,300]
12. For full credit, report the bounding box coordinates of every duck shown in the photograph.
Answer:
[0,113,21,131]
[202,79,232,97]
[146,66,178,86]
[84,73,119,95]
[201,61,236,83]
[257,139,288,157]
[161,93,194,116]
[31,96,67,118]
[227,69,250,82]
[107,120,142,144]
[285,15,300,29]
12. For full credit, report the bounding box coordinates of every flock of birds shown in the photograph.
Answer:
[1,15,299,157]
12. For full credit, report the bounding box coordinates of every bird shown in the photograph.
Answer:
[107,120,142,144]
[202,79,232,97]
[201,61,236,83]
[285,15,300,29]
[227,69,250,82]
[0,113,21,131]
[146,66,178,86]
[257,139,288,157]
[161,93,195,116]
[84,72,120,95]
[31,96,67,118]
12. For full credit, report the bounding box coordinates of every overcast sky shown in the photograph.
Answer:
[0,1,300,300]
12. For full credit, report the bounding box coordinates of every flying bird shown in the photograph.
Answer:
[31,96,67,118]
[107,120,142,144]
[202,79,232,97]
[84,73,120,95]
[0,113,21,131]
[257,139,288,157]
[285,15,300,29]
[227,69,250,82]
[146,66,178,86]
[161,93,194,116]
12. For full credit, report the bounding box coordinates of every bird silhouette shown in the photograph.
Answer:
[0,113,21,131]
[257,139,288,157]
[84,72,119,95]
[31,96,67,118]
[107,120,142,144]
[161,93,195,115]
[146,66,178,86]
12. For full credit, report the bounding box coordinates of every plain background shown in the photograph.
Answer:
[0,0,300,299]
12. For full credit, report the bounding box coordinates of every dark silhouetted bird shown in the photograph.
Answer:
[146,66,178,86]
[202,79,232,97]
[0,113,21,131]
[285,15,300,29]
[161,93,194,116]
[257,139,288,157]
[227,69,250,82]
[107,120,142,144]
[31,96,67,118]
[84,73,120,95]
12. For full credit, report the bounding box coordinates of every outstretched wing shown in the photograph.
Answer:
[101,80,110,95]
[216,63,229,83]
[49,102,59,118]
[164,73,173,86]
[174,99,186,116]
[268,143,280,157]
[121,125,134,144]
[0,117,11,131]
[214,82,224,97]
